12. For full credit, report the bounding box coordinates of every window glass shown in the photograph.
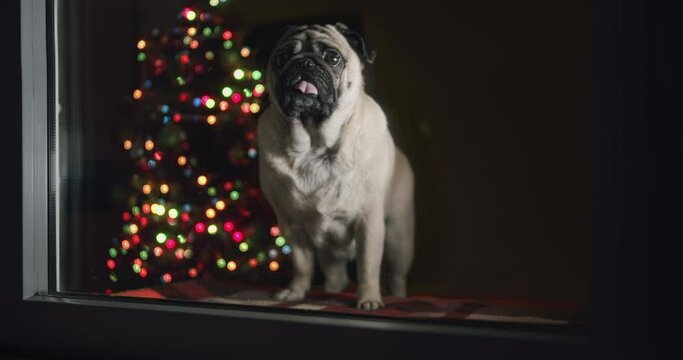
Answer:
[58,0,589,326]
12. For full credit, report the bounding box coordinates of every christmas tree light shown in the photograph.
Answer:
[106,1,289,292]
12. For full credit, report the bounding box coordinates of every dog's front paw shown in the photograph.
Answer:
[356,298,385,311]
[274,288,306,301]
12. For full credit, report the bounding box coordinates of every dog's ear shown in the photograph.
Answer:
[334,22,376,64]
[252,25,296,69]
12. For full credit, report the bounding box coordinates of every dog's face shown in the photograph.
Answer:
[266,23,375,122]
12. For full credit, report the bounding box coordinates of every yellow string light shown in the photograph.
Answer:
[197,175,208,186]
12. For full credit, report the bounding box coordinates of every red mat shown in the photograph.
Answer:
[113,278,585,326]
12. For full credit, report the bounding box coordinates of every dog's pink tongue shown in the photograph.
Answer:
[294,80,318,95]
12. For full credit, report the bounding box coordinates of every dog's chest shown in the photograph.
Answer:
[273,146,360,208]
[272,151,362,248]
[293,158,360,214]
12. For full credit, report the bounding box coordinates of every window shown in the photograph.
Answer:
[9,0,655,357]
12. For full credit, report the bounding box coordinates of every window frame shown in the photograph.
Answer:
[8,0,651,357]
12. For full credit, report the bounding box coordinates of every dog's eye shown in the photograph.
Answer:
[323,49,342,67]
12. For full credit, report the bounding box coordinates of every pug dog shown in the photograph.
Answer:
[257,23,414,310]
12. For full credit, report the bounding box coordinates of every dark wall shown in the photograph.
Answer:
[75,0,590,305]
[65,0,140,292]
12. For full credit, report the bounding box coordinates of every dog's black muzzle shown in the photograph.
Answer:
[276,56,338,121]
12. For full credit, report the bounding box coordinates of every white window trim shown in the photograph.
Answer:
[22,0,50,299]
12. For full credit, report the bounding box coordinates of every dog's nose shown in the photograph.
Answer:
[302,58,315,68]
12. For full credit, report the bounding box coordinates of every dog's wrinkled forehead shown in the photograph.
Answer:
[276,25,349,56]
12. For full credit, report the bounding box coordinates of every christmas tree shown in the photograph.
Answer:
[105,0,290,292]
